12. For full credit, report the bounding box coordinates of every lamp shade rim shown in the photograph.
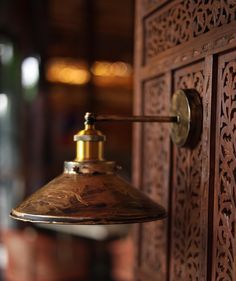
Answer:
[10,209,167,225]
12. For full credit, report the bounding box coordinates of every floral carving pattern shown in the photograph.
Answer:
[214,57,236,281]
[136,2,236,281]
[139,75,170,279]
[144,0,236,62]
[171,64,206,281]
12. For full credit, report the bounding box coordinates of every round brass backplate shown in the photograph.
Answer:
[170,89,202,148]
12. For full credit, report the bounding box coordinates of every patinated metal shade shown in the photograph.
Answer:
[11,122,167,224]
[10,162,166,224]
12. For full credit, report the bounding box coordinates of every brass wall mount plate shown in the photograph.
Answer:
[170,89,202,148]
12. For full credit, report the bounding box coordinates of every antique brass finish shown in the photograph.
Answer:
[10,89,202,225]
[170,89,202,148]
[74,124,105,161]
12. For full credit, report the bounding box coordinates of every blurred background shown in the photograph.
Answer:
[0,0,135,280]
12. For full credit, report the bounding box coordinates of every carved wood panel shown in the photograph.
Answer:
[138,75,170,281]
[213,52,236,281]
[170,62,210,281]
[134,1,236,281]
[141,0,168,16]
[144,0,236,63]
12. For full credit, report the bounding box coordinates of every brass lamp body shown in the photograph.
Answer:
[10,89,202,225]
[10,122,167,224]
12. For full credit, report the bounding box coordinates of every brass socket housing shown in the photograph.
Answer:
[74,124,106,161]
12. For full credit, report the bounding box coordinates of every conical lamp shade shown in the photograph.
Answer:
[11,121,167,224]
[11,161,167,224]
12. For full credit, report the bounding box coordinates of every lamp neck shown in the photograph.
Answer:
[74,124,106,162]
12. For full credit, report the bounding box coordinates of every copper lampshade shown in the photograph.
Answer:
[10,119,167,224]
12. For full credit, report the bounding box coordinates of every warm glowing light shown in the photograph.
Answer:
[0,93,8,116]
[22,57,40,88]
[46,59,132,87]
[46,59,90,85]
[91,61,132,78]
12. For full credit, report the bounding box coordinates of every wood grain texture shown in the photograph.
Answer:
[141,0,169,16]
[212,51,236,281]
[144,0,236,63]
[170,61,211,281]
[138,74,170,280]
[133,1,236,281]
[140,21,236,80]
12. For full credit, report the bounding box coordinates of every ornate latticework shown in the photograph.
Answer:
[144,0,236,62]
[214,55,236,281]
[139,75,170,279]
[135,1,236,281]
[171,63,207,281]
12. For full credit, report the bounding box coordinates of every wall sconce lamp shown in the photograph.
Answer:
[10,89,202,225]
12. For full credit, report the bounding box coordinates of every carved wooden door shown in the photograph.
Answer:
[133,1,236,281]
